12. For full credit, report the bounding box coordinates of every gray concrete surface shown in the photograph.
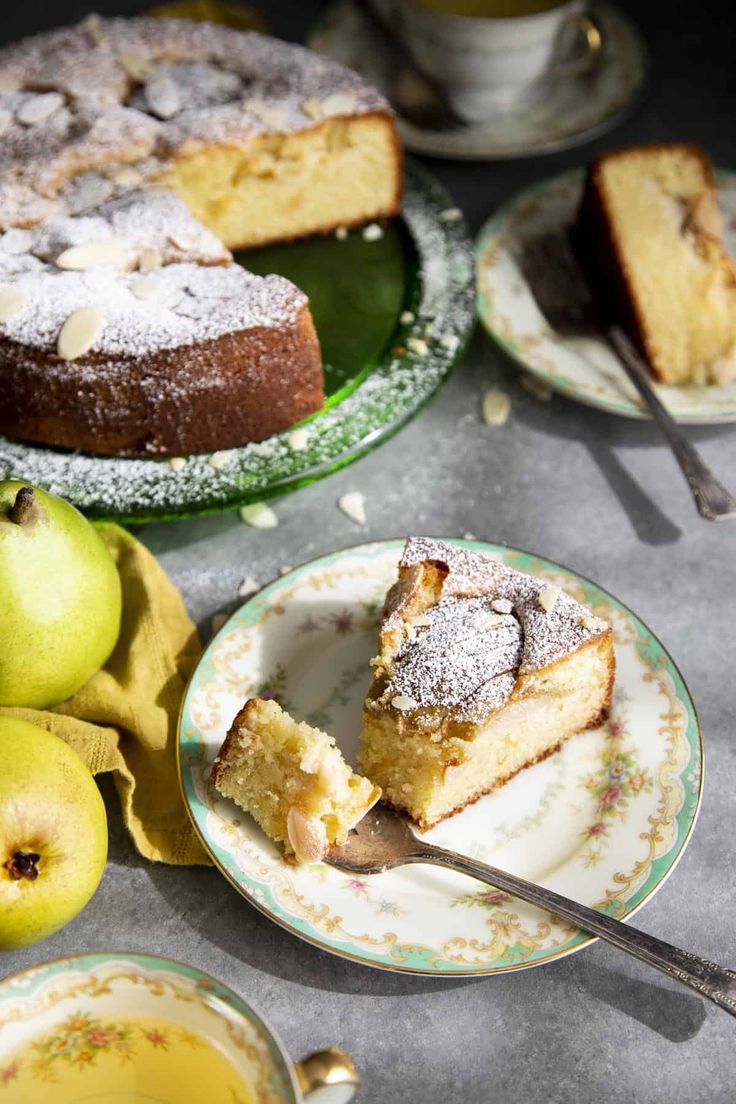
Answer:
[2,2,736,1101]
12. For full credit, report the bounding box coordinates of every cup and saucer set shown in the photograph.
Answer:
[309,0,648,159]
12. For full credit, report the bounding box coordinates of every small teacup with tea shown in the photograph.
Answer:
[398,0,603,123]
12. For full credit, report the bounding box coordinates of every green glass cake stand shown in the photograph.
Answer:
[0,160,475,523]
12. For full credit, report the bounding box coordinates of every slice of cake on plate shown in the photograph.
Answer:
[211,698,380,863]
[359,538,614,830]
[573,143,736,386]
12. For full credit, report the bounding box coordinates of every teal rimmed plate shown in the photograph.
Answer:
[178,539,702,977]
[477,167,736,422]
[0,161,474,523]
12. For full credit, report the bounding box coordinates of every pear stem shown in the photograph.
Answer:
[7,487,38,526]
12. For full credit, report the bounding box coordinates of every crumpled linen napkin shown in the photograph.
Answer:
[0,522,210,865]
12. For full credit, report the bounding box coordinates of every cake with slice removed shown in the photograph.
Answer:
[573,143,736,386]
[211,698,380,863]
[359,538,615,830]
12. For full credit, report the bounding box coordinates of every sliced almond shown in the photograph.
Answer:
[138,247,163,273]
[248,441,275,458]
[301,98,323,122]
[144,72,181,119]
[335,226,348,241]
[287,427,309,451]
[57,307,105,361]
[392,694,418,711]
[321,91,356,117]
[130,277,162,300]
[0,73,21,93]
[237,575,259,599]
[481,388,511,427]
[0,109,13,137]
[579,613,600,631]
[16,92,63,127]
[439,207,462,222]
[491,598,513,615]
[119,51,152,83]
[286,806,328,864]
[408,613,432,628]
[207,449,237,470]
[56,240,127,271]
[362,223,384,243]
[239,502,278,529]
[0,287,28,322]
[407,336,428,356]
[338,491,366,526]
[169,456,186,472]
[538,585,561,615]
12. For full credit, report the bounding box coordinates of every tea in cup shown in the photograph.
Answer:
[0,952,359,1104]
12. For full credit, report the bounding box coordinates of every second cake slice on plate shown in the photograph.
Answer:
[359,538,615,829]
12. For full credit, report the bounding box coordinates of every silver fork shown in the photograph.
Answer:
[519,233,736,522]
[327,805,736,1016]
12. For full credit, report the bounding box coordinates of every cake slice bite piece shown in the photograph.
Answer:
[211,698,381,863]
[359,538,615,830]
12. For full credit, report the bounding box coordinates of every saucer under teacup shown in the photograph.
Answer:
[308,0,647,160]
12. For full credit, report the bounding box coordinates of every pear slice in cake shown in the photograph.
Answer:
[211,698,380,863]
[359,538,615,830]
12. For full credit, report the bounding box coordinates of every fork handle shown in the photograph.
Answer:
[608,326,736,521]
[411,842,736,1017]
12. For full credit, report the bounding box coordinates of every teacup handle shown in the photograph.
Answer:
[294,1046,360,1104]
[547,10,604,79]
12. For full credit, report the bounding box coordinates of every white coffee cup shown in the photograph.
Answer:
[398,0,603,123]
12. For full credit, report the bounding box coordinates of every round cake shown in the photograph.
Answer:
[0,16,402,457]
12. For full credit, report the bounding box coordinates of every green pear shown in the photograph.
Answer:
[0,716,107,949]
[0,482,122,708]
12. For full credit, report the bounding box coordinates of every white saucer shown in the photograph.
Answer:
[308,1,648,161]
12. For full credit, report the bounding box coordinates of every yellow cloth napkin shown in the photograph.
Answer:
[0,523,210,865]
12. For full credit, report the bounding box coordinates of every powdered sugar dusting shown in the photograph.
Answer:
[1,261,304,356]
[0,16,391,229]
[394,538,608,694]
[388,596,523,722]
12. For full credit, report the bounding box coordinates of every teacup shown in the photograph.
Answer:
[0,952,359,1104]
[397,0,603,123]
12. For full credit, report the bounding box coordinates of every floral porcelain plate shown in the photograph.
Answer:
[178,539,702,977]
[0,162,474,523]
[477,167,736,423]
[308,1,647,161]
